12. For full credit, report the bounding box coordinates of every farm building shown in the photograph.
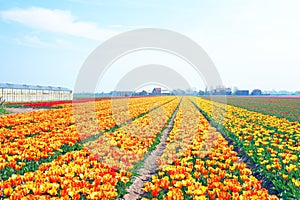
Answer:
[234,90,249,96]
[152,88,162,95]
[0,83,72,102]
[251,89,262,96]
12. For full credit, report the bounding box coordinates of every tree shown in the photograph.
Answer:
[0,97,5,106]
[232,87,238,94]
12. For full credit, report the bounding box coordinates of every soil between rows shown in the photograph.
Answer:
[121,101,180,200]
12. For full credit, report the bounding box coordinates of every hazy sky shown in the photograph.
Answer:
[0,0,300,92]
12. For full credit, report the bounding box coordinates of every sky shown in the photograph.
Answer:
[0,0,300,92]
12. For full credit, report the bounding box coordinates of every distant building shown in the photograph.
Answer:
[210,87,232,95]
[171,89,185,95]
[161,89,171,95]
[152,88,162,95]
[198,90,205,95]
[112,91,134,97]
[225,88,232,95]
[251,89,262,96]
[235,90,249,96]
[137,90,148,96]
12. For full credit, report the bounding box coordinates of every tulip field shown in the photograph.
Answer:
[0,96,299,199]
[203,96,300,122]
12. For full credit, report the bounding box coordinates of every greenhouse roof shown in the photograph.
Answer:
[0,83,72,92]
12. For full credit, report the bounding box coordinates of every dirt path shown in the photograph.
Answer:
[6,108,35,114]
[122,103,180,200]
[3,108,46,116]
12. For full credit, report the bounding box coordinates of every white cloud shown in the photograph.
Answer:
[14,35,75,49]
[15,35,52,47]
[108,24,149,29]
[0,7,117,41]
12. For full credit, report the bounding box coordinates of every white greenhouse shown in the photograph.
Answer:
[0,83,72,102]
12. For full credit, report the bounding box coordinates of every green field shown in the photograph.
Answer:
[204,96,300,122]
[0,105,8,115]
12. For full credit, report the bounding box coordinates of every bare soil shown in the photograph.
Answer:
[122,105,179,200]
[3,108,45,115]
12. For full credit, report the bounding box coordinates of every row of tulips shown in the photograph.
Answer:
[142,97,278,199]
[0,97,180,199]
[0,97,176,181]
[193,97,300,199]
[0,96,174,129]
[74,96,176,139]
[86,98,180,170]
[0,148,131,199]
